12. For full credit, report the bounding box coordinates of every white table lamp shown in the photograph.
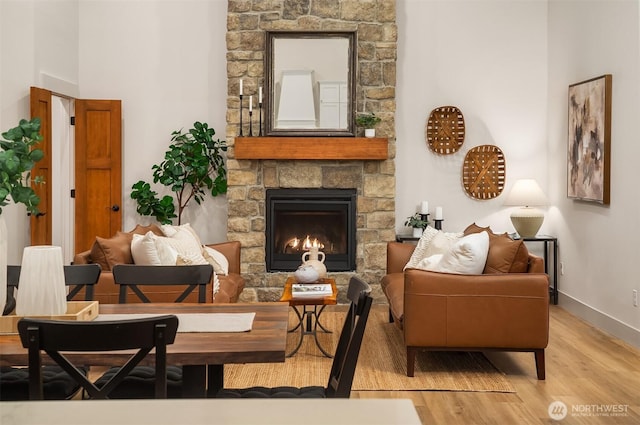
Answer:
[504,179,548,238]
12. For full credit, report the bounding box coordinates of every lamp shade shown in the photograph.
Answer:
[503,179,548,207]
[15,246,67,316]
[504,179,548,238]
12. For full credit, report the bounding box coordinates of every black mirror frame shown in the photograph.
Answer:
[265,30,357,137]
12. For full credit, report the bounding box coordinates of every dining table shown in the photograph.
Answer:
[0,302,289,398]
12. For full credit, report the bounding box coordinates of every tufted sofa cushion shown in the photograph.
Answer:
[93,365,184,399]
[0,366,85,400]
[216,385,326,398]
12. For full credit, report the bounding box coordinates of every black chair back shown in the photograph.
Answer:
[112,264,213,304]
[63,263,101,301]
[325,276,372,398]
[3,264,101,315]
[17,315,179,400]
[215,275,373,399]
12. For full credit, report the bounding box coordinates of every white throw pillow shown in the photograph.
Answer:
[131,232,180,265]
[203,246,229,275]
[424,231,460,258]
[427,231,490,275]
[131,232,162,265]
[153,237,180,265]
[415,254,443,270]
[161,223,208,265]
[404,227,463,270]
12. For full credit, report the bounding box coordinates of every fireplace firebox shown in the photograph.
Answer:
[266,188,357,272]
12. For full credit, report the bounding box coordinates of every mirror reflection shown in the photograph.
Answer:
[266,31,356,136]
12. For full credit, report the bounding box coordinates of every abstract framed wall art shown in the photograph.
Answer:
[567,74,612,204]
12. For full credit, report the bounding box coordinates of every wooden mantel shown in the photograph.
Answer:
[234,137,388,160]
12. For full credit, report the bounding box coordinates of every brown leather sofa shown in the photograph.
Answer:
[73,225,244,304]
[382,229,550,380]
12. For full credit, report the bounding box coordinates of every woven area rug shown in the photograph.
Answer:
[224,305,515,393]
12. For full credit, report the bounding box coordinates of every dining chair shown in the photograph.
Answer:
[17,315,179,400]
[96,264,213,398]
[0,263,102,401]
[215,275,373,398]
[112,264,213,304]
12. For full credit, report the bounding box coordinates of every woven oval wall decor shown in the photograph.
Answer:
[462,145,506,200]
[425,106,465,155]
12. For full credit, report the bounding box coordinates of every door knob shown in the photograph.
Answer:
[111,205,120,212]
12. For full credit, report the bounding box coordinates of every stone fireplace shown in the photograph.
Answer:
[225,0,397,303]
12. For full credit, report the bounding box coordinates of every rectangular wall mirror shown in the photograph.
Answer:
[265,31,357,137]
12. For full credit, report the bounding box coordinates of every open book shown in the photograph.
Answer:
[291,283,332,298]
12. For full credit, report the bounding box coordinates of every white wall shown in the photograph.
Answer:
[397,0,638,345]
[78,0,229,244]
[547,0,640,343]
[0,0,78,264]
[396,0,549,235]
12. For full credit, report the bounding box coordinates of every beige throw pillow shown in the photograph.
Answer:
[161,223,208,265]
[203,246,229,275]
[404,226,464,270]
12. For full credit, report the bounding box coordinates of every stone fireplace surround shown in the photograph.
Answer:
[226,0,397,303]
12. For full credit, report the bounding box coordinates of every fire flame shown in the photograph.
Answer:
[285,235,325,251]
[302,235,324,250]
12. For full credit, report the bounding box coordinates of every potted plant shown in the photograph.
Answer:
[0,117,44,314]
[131,121,227,225]
[404,212,429,237]
[355,112,382,138]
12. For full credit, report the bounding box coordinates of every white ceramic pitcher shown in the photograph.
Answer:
[301,246,327,278]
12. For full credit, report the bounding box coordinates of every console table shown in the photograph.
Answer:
[514,235,559,305]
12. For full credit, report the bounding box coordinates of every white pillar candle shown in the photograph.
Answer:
[239,79,243,95]
[249,95,253,112]
[435,206,443,220]
[259,86,263,103]
[420,201,429,214]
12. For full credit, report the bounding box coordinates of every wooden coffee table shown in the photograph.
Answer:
[280,276,337,357]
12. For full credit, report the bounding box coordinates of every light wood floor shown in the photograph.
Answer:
[353,305,640,425]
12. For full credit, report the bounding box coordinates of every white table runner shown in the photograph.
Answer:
[94,313,255,333]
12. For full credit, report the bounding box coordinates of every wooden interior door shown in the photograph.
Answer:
[74,99,122,253]
[29,87,53,245]
[29,88,122,255]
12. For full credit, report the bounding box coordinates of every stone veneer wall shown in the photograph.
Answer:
[226,0,397,303]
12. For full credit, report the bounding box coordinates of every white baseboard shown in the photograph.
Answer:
[558,292,640,349]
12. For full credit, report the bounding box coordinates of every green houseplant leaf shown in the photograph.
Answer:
[404,212,429,229]
[0,117,44,215]
[355,112,382,129]
[131,121,227,225]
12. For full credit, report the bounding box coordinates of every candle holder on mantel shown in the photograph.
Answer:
[434,219,444,230]
[239,94,244,136]
[258,101,263,136]
[249,110,253,136]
